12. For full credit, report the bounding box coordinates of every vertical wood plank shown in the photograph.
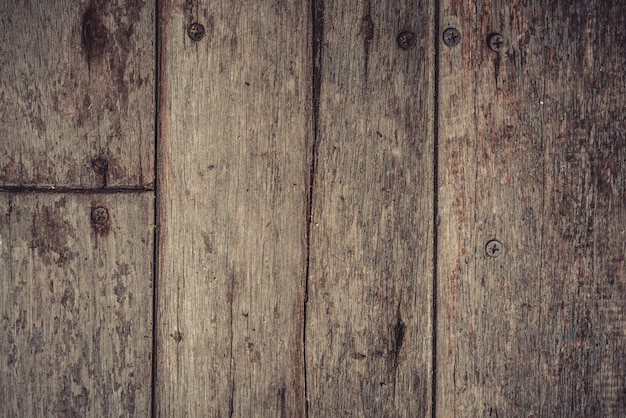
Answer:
[306,0,435,415]
[539,3,626,416]
[156,1,310,416]
[0,1,154,188]
[438,0,543,414]
[438,0,626,416]
[0,193,154,417]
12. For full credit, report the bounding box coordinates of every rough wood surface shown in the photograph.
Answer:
[0,193,154,417]
[538,3,626,416]
[156,1,310,416]
[4,1,625,415]
[306,1,435,415]
[437,0,626,416]
[0,1,154,188]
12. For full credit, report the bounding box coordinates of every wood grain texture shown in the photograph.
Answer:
[0,193,153,417]
[437,0,626,416]
[156,1,310,416]
[539,3,626,416]
[306,1,435,416]
[0,0,154,188]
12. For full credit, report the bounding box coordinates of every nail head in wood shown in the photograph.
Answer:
[485,239,503,257]
[443,28,461,47]
[91,207,109,226]
[487,33,504,52]
[397,31,417,50]
[187,22,205,42]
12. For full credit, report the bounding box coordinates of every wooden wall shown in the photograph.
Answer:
[1,0,624,416]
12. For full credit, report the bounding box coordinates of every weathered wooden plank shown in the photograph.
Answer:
[538,3,626,416]
[156,1,309,416]
[437,1,544,415]
[306,1,435,415]
[0,193,153,417]
[0,1,154,188]
[437,0,626,416]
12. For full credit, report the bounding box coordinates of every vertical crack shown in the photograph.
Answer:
[304,0,324,416]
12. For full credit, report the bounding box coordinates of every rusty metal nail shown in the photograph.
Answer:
[92,158,108,175]
[485,239,503,257]
[397,31,417,50]
[487,33,504,52]
[91,207,109,225]
[187,22,205,41]
[443,27,461,47]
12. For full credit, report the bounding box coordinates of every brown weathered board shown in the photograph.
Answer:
[437,0,626,416]
[306,0,435,415]
[0,1,154,188]
[0,193,154,416]
[3,0,626,415]
[538,3,626,416]
[156,1,310,416]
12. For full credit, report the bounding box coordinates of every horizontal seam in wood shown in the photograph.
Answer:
[0,186,154,194]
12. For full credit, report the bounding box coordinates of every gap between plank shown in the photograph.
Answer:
[150,0,162,416]
[0,186,154,194]
[432,0,440,416]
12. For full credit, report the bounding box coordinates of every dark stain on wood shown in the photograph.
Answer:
[92,157,109,188]
[30,199,77,267]
[27,328,44,354]
[113,264,130,304]
[360,1,374,81]
[60,286,75,309]
[80,1,146,139]
[391,310,406,372]
[278,385,286,418]
[81,3,108,66]
[121,381,137,415]
[57,383,90,417]
[245,336,261,364]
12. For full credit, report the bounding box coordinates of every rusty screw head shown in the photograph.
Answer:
[187,22,205,41]
[485,239,503,257]
[397,31,417,50]
[487,33,504,52]
[91,207,109,226]
[443,27,461,47]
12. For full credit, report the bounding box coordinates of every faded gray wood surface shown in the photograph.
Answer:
[306,0,435,415]
[437,0,626,416]
[0,193,154,417]
[0,1,154,188]
[156,1,309,416]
